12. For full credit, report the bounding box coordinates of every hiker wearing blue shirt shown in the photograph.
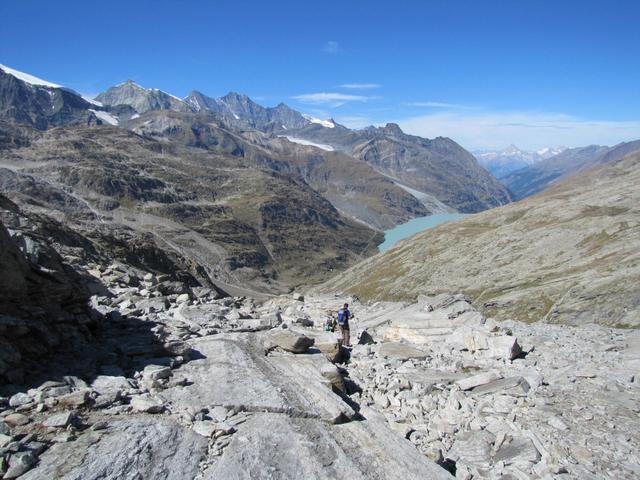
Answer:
[337,303,351,347]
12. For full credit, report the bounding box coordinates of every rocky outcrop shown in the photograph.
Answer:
[321,150,640,327]
[0,210,92,384]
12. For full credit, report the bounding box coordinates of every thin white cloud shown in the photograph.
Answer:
[397,111,640,151]
[292,92,373,107]
[406,101,475,109]
[340,83,381,89]
[323,41,340,54]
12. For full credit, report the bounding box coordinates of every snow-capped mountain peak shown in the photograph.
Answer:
[0,63,102,106]
[302,114,335,128]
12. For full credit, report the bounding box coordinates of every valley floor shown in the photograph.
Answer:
[1,266,638,480]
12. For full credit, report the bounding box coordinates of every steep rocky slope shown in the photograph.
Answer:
[282,122,513,213]
[0,123,380,293]
[503,140,640,199]
[320,150,640,327]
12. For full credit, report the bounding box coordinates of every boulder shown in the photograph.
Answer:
[378,342,429,361]
[455,371,502,391]
[472,376,531,397]
[176,293,191,304]
[58,390,91,408]
[143,365,172,381]
[192,421,216,437]
[493,436,541,465]
[268,330,315,353]
[487,336,522,360]
[4,451,37,479]
[4,413,30,427]
[358,330,375,345]
[130,394,165,413]
[42,411,77,428]
[449,430,495,468]
[0,433,12,448]
[8,392,32,407]
[292,292,305,302]
[91,375,134,395]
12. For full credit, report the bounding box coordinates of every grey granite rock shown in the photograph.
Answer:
[21,420,208,480]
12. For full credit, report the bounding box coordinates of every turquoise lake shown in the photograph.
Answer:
[379,213,467,252]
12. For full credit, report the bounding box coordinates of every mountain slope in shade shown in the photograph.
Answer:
[503,140,640,199]
[319,149,640,327]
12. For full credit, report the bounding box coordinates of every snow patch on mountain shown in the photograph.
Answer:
[0,64,61,89]
[89,109,119,126]
[279,136,335,151]
[302,114,335,128]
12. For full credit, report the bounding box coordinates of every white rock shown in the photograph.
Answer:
[143,365,172,381]
[192,421,216,437]
[8,392,32,407]
[130,394,165,413]
[487,336,522,360]
[176,293,191,304]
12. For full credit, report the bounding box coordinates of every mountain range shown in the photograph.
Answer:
[0,63,511,293]
[474,145,566,179]
[502,141,640,199]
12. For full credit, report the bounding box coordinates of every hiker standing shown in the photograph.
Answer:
[337,303,352,347]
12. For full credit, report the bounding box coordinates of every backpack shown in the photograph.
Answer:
[337,308,348,325]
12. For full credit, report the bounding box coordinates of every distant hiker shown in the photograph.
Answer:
[324,315,335,332]
[337,303,352,347]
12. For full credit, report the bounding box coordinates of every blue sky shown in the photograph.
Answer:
[1,0,639,150]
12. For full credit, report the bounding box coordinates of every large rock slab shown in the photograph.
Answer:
[162,335,289,413]
[377,342,429,361]
[455,371,502,391]
[269,354,355,423]
[204,410,451,480]
[21,419,208,480]
[472,376,531,397]
[163,334,353,423]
